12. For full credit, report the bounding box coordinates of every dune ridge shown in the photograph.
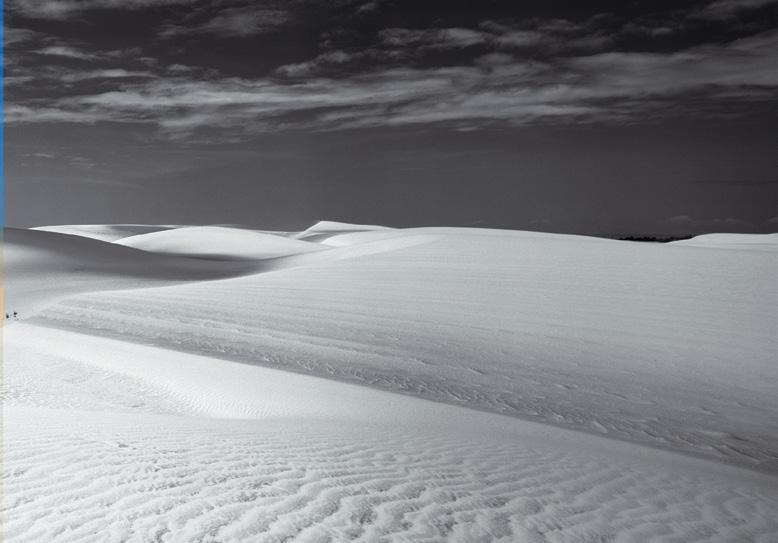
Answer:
[294,220,394,243]
[671,232,778,251]
[3,228,269,317]
[33,224,179,242]
[115,226,325,260]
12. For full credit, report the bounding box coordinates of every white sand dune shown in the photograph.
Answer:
[1,226,429,319]
[294,220,394,243]
[3,224,777,541]
[4,324,777,542]
[115,226,325,260]
[32,224,179,242]
[671,232,778,251]
[2,228,259,317]
[32,227,778,472]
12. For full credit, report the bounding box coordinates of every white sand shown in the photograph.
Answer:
[672,233,778,251]
[31,226,778,470]
[5,324,778,542]
[2,228,260,317]
[32,224,180,242]
[115,226,325,260]
[3,224,777,542]
[293,220,394,243]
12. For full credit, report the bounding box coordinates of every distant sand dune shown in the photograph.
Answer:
[3,228,259,317]
[671,232,778,251]
[33,224,179,242]
[115,226,325,260]
[294,220,394,243]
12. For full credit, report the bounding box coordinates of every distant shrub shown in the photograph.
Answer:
[618,235,693,243]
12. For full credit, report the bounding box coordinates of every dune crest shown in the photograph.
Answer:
[115,225,325,260]
[33,224,179,242]
[2,228,258,318]
[295,220,394,243]
[671,232,778,250]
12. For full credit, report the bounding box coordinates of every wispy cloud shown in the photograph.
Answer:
[5,104,108,123]
[5,27,45,45]
[378,27,489,50]
[694,0,778,20]
[157,0,362,39]
[159,4,294,38]
[12,26,778,137]
[566,31,778,97]
[8,0,197,19]
[6,0,778,140]
[35,45,103,60]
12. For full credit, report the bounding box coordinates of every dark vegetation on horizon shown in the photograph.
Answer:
[616,235,694,243]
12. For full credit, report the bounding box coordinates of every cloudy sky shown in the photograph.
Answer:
[5,0,778,234]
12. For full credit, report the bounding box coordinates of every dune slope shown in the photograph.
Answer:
[5,224,777,542]
[294,220,393,243]
[4,324,777,542]
[115,226,325,260]
[29,227,778,472]
[671,232,778,251]
[2,228,259,317]
[32,224,178,242]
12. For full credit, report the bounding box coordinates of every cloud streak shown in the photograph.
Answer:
[6,0,778,142]
[694,0,778,20]
[35,45,103,60]
[8,0,197,19]
[8,25,778,138]
[158,4,294,38]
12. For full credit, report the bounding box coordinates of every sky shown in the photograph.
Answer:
[4,0,778,235]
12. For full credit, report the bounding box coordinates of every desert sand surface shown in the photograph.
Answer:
[3,222,777,542]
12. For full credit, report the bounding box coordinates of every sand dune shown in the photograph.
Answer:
[2,228,259,317]
[4,324,777,542]
[4,224,777,541]
[1,225,428,318]
[672,232,778,251]
[29,227,778,472]
[32,224,179,242]
[115,226,325,260]
[294,220,394,243]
